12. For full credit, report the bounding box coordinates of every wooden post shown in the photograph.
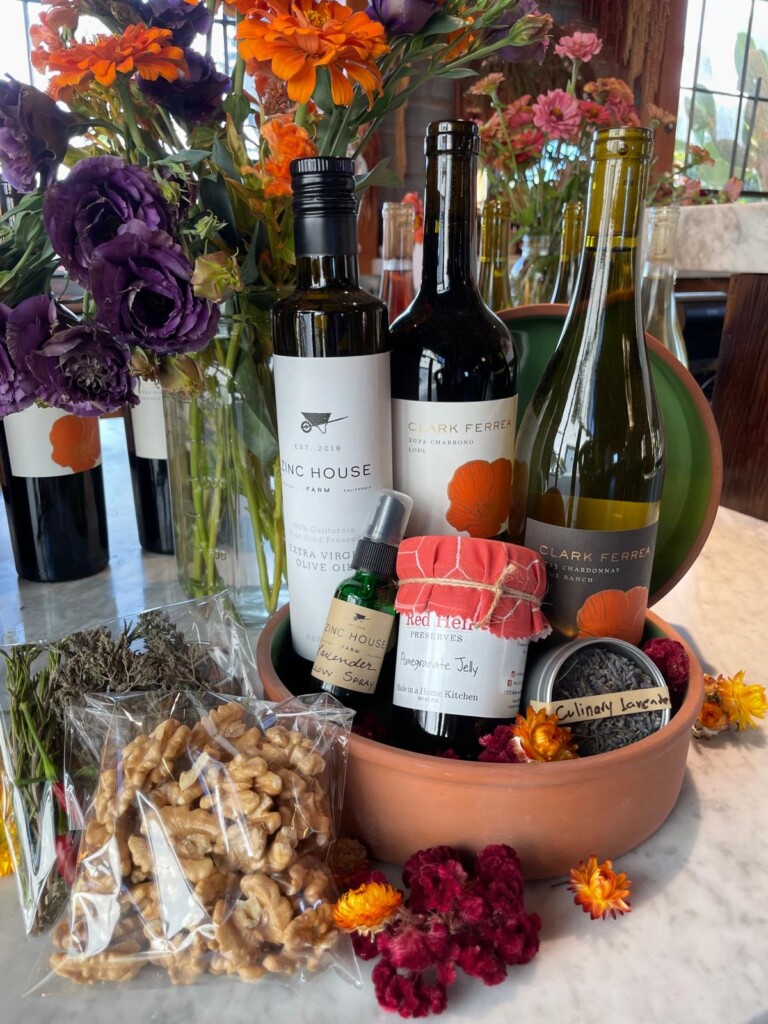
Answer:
[711,274,768,520]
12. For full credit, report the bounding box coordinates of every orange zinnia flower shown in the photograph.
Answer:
[511,707,578,762]
[38,24,188,100]
[261,114,317,196]
[568,855,632,920]
[445,457,512,537]
[332,881,403,935]
[237,0,388,107]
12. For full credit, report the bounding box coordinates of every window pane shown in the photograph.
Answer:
[6,3,32,84]
[680,0,705,88]
[696,0,754,94]
[687,90,745,187]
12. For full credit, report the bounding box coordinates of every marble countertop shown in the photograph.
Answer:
[1,420,767,1024]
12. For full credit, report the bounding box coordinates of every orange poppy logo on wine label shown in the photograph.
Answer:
[49,415,101,473]
[576,587,649,644]
[445,458,512,537]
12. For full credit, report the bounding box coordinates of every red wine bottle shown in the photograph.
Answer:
[124,381,174,555]
[0,405,109,582]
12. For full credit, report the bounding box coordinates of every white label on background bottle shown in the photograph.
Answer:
[392,396,517,537]
[4,405,102,478]
[130,380,168,460]
[274,352,393,660]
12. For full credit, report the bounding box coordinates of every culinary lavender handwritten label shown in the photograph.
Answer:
[529,685,671,723]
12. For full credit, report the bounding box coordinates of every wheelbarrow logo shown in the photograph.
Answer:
[300,412,349,434]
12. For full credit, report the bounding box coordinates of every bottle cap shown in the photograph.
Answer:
[290,156,357,254]
[351,489,413,577]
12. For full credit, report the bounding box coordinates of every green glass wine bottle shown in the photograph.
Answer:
[550,199,585,305]
[509,127,665,646]
[272,157,393,662]
[478,197,514,312]
[390,121,517,541]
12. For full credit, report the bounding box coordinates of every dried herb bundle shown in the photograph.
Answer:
[553,647,664,756]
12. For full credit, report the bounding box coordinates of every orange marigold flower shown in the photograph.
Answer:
[261,114,317,196]
[442,14,475,62]
[511,706,578,762]
[332,881,403,935]
[568,855,631,920]
[237,0,389,107]
[39,25,188,100]
[714,670,768,731]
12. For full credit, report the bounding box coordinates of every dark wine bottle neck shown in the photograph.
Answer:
[296,253,360,288]
[421,151,477,297]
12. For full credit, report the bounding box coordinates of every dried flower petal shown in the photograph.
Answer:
[642,637,689,692]
[568,855,631,920]
[332,880,403,935]
[511,706,578,762]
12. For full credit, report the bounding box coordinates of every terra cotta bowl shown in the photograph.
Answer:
[257,606,705,879]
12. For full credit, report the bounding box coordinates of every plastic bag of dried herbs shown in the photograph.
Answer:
[0,592,260,935]
[37,692,358,992]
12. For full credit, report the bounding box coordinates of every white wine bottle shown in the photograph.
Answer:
[272,157,393,662]
[509,127,665,645]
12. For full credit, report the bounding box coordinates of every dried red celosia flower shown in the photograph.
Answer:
[642,638,690,692]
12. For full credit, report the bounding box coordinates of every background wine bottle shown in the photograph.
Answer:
[390,120,517,541]
[0,405,109,582]
[379,201,416,323]
[124,380,174,555]
[550,199,585,305]
[478,196,514,312]
[641,205,689,367]
[510,127,665,645]
[272,157,393,663]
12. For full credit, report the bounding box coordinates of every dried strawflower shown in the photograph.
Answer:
[332,881,404,935]
[693,671,767,738]
[712,671,767,732]
[568,855,631,920]
[510,706,578,762]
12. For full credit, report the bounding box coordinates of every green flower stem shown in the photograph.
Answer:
[188,397,209,584]
[295,102,308,130]
[232,14,246,98]
[204,399,228,591]
[116,78,147,165]
[238,447,273,611]
[268,457,285,612]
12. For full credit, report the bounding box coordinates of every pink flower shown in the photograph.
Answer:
[532,89,582,141]
[554,31,603,63]
[720,176,744,202]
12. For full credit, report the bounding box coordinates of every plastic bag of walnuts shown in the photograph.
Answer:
[43,691,358,989]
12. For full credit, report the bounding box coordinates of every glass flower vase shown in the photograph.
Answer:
[510,234,555,306]
[163,310,287,626]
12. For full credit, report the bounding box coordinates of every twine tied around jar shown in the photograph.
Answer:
[396,563,542,630]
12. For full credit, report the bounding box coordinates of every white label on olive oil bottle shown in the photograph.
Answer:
[392,396,517,538]
[311,598,395,693]
[274,353,393,661]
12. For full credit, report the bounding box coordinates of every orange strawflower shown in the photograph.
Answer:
[568,856,631,920]
[237,0,389,107]
[260,114,317,195]
[696,699,729,735]
[511,706,578,762]
[35,24,188,100]
[332,881,403,935]
[712,670,768,732]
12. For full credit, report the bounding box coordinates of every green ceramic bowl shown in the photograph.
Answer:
[500,303,723,603]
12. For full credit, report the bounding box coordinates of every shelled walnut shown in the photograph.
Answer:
[51,702,343,986]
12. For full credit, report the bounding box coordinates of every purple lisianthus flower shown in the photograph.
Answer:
[139,50,231,129]
[366,0,442,35]
[31,322,137,416]
[0,77,75,193]
[487,0,551,64]
[4,294,57,410]
[0,302,37,417]
[144,0,213,47]
[89,220,220,355]
[42,156,176,288]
